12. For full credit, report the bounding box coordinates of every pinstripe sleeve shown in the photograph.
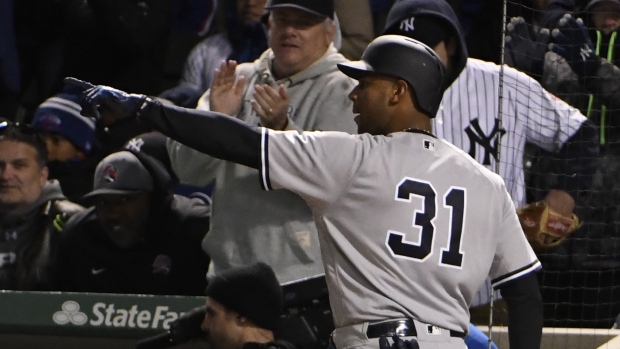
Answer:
[506,66,586,151]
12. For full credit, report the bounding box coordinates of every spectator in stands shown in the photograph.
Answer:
[169,0,217,37]
[539,0,595,29]
[166,0,356,286]
[202,262,295,349]
[31,85,100,203]
[541,1,620,125]
[0,120,84,290]
[334,0,374,60]
[124,131,214,201]
[53,150,210,296]
[382,0,599,326]
[177,0,270,98]
[165,0,370,108]
[124,131,178,184]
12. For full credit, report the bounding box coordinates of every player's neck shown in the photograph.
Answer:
[403,127,436,137]
[401,117,432,134]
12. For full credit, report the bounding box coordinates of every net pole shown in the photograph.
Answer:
[488,1,510,348]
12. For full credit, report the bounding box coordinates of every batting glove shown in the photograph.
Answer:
[63,77,147,121]
[505,16,551,79]
[550,14,601,78]
[379,335,420,349]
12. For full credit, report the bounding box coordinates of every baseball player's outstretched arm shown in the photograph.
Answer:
[139,99,262,169]
[66,77,262,170]
[497,272,543,349]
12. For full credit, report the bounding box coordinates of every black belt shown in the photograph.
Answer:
[366,319,466,339]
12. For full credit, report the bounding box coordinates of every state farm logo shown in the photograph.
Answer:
[53,301,88,325]
[52,300,183,329]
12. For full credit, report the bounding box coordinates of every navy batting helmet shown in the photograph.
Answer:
[337,35,447,117]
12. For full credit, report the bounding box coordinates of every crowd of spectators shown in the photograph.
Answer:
[1,0,620,346]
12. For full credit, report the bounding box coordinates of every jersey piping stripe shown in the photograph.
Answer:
[490,260,541,289]
[260,128,273,191]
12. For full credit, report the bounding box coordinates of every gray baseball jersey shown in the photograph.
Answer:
[260,128,541,332]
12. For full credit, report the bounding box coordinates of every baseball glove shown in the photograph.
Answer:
[516,201,581,252]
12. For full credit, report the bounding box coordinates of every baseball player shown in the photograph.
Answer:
[66,35,543,349]
[382,0,600,308]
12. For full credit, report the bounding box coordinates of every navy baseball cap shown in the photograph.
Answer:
[83,151,154,199]
[265,0,334,19]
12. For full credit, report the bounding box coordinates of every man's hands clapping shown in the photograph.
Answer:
[252,84,289,130]
[209,60,291,130]
[210,60,246,116]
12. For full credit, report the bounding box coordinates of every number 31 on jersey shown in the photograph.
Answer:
[386,177,465,268]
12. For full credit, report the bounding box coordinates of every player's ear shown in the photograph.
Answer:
[390,79,410,105]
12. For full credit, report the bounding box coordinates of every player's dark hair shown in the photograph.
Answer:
[0,121,48,168]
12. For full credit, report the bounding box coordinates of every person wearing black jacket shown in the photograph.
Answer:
[53,149,210,296]
[0,120,84,290]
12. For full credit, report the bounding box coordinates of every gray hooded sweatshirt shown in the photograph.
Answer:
[167,44,357,283]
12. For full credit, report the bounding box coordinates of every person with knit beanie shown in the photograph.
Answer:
[202,262,295,349]
[32,85,97,162]
[31,85,100,203]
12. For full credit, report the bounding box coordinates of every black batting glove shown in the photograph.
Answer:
[505,17,551,79]
[550,14,601,78]
[63,77,148,121]
[379,335,420,349]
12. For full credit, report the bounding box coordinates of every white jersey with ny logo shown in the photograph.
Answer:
[260,129,540,333]
[434,58,586,209]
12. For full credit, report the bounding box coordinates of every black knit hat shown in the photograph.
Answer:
[205,263,283,331]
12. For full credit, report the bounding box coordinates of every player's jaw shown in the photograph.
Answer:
[350,105,366,134]
[353,110,383,135]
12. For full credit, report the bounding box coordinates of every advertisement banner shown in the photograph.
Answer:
[0,291,205,338]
